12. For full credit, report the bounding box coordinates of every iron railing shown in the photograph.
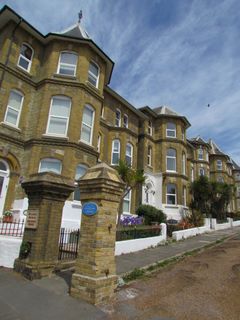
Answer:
[0,219,25,237]
[58,228,80,260]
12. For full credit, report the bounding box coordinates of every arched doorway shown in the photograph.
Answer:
[0,159,9,215]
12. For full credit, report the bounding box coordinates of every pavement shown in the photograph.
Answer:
[0,227,239,320]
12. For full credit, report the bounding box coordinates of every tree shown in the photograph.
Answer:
[116,160,145,226]
[189,175,211,215]
[210,182,234,220]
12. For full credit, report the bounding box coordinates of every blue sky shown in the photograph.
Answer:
[1,0,240,163]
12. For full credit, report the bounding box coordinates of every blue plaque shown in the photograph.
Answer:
[82,202,98,216]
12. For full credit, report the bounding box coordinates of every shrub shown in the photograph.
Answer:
[136,204,166,225]
[185,210,204,227]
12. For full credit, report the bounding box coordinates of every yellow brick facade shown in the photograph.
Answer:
[0,6,239,222]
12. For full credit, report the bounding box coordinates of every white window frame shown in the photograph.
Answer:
[198,148,203,160]
[191,166,194,182]
[39,158,62,174]
[80,104,95,145]
[101,105,104,118]
[166,122,176,138]
[183,186,187,206]
[166,183,177,205]
[115,109,121,127]
[73,164,88,202]
[97,134,101,153]
[111,139,120,165]
[166,148,177,172]
[206,151,209,162]
[182,153,186,175]
[148,120,153,136]
[88,61,100,88]
[17,43,34,73]
[199,167,205,176]
[123,114,128,128]
[125,143,133,166]
[217,160,222,171]
[123,189,131,213]
[57,51,78,76]
[4,90,24,128]
[147,145,152,166]
[46,96,71,137]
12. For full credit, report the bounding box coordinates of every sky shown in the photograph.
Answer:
[1,0,240,163]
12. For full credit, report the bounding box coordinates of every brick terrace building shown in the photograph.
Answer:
[0,6,239,227]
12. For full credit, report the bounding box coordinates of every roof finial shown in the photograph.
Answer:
[78,10,83,24]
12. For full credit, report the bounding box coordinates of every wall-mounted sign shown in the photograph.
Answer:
[82,202,98,216]
[25,209,39,229]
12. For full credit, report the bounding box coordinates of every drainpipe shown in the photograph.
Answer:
[0,18,22,89]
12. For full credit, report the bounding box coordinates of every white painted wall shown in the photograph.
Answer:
[142,172,162,209]
[232,219,240,227]
[115,223,167,255]
[0,236,21,268]
[211,218,231,230]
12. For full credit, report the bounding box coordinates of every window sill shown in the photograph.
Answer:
[166,170,177,173]
[15,65,32,77]
[165,205,178,209]
[86,81,100,92]
[53,73,77,80]
[42,134,69,140]
[78,139,93,147]
[0,122,22,132]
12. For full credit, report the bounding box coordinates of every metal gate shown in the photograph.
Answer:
[58,228,80,260]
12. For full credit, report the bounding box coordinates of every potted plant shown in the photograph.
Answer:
[2,210,13,223]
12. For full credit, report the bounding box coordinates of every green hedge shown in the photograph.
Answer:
[136,204,166,225]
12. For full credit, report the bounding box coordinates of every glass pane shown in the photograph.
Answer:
[112,153,119,165]
[167,130,176,137]
[167,158,176,171]
[167,149,176,157]
[82,107,93,126]
[51,98,70,117]
[167,122,176,129]
[19,56,29,70]
[167,184,176,194]
[88,73,97,86]
[40,160,61,173]
[20,44,32,59]
[126,144,132,156]
[48,117,67,134]
[126,155,131,166]
[113,140,119,152]
[81,124,91,143]
[89,63,98,77]
[0,162,7,171]
[123,200,130,212]
[9,91,22,110]
[0,176,4,196]
[75,166,87,180]
[59,65,75,76]
[167,195,176,205]
[61,53,77,65]
[6,108,18,125]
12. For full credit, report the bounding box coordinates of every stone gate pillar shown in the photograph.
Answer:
[14,172,75,279]
[70,163,124,305]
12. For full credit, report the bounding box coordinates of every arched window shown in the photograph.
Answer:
[123,114,128,128]
[125,143,133,166]
[111,139,120,165]
[198,148,203,160]
[39,158,62,174]
[182,153,186,175]
[57,52,78,76]
[4,90,24,127]
[88,61,100,87]
[166,148,176,172]
[0,160,8,172]
[115,109,121,127]
[199,167,205,176]
[74,164,88,201]
[81,104,95,145]
[217,159,222,170]
[46,96,71,136]
[166,183,177,205]
[148,120,153,136]
[166,122,176,138]
[147,146,152,166]
[17,43,33,72]
[123,190,131,213]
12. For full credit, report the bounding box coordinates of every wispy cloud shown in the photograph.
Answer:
[1,0,240,162]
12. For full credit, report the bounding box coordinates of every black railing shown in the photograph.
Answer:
[116,225,161,241]
[0,219,25,237]
[58,228,80,261]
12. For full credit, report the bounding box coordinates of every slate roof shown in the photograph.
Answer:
[189,136,208,146]
[58,23,90,39]
[209,139,228,157]
[153,106,180,116]
[231,159,240,171]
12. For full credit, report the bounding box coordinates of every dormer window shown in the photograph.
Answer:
[17,44,33,72]
[123,114,128,128]
[166,122,176,138]
[57,52,78,76]
[115,109,121,127]
[148,120,153,136]
[88,61,99,88]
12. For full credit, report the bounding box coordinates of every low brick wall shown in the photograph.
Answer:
[115,223,167,255]
[0,236,21,268]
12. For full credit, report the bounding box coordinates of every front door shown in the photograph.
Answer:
[0,160,9,216]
